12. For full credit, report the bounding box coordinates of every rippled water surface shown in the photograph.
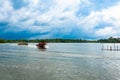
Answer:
[0,43,120,80]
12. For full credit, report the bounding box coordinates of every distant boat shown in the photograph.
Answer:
[18,42,28,45]
[36,42,48,49]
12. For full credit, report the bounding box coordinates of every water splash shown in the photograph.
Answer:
[28,43,37,48]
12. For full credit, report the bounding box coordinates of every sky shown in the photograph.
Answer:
[0,0,120,39]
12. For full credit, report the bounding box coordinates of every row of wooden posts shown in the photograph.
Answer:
[102,43,120,51]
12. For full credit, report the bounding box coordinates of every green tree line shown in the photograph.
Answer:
[0,37,120,43]
[97,37,120,43]
[0,38,94,43]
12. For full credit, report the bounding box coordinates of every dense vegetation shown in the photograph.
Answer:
[0,37,120,43]
[0,39,6,43]
[97,37,120,43]
[0,38,94,43]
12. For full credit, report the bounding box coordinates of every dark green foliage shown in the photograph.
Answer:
[1,37,120,43]
[97,37,120,43]
[27,39,89,43]
[0,38,92,43]
[0,39,6,43]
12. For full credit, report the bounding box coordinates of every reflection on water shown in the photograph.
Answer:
[0,43,120,80]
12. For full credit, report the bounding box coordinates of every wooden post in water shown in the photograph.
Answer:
[110,46,112,51]
[101,43,120,51]
[102,43,103,50]
[117,45,118,51]
[107,45,108,50]
[114,43,115,50]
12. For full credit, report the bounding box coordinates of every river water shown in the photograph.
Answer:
[0,43,120,80]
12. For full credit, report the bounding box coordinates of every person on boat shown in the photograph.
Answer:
[36,42,47,49]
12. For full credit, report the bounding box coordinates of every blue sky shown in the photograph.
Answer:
[0,0,120,39]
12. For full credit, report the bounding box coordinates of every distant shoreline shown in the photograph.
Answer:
[0,37,120,43]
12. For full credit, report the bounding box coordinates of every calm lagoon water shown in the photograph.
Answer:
[0,43,120,80]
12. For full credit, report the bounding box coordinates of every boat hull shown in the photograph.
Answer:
[36,42,48,49]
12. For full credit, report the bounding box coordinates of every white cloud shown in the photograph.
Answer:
[95,27,117,37]
[77,2,120,37]
[0,0,13,21]
[0,0,120,39]
[78,11,102,32]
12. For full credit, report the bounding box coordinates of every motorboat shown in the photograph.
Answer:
[36,42,48,49]
[18,42,28,45]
